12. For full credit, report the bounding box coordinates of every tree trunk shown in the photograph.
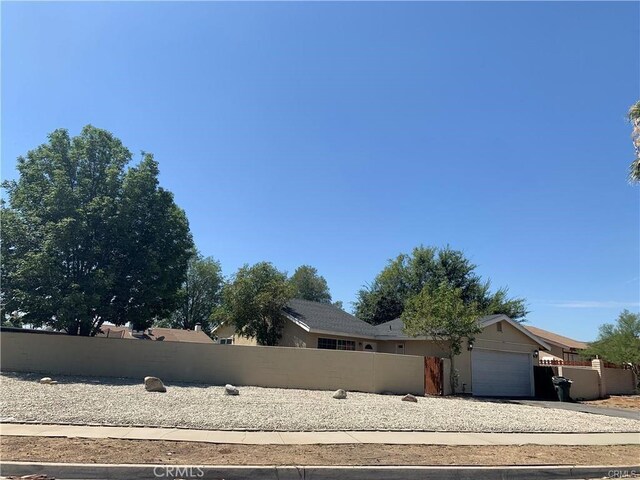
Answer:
[78,322,92,336]
[449,353,457,394]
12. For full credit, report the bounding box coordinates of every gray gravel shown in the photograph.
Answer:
[1,373,639,433]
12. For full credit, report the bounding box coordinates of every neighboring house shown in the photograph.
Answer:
[211,299,550,397]
[98,325,214,344]
[212,323,262,346]
[524,325,588,362]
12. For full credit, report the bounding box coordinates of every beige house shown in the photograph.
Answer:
[212,299,550,397]
[523,325,587,362]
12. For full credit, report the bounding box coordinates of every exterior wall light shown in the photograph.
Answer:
[467,341,474,351]
[533,350,539,358]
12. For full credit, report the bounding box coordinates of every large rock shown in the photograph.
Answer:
[224,384,239,395]
[402,394,418,403]
[333,389,347,399]
[144,376,167,393]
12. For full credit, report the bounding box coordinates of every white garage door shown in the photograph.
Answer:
[471,350,533,397]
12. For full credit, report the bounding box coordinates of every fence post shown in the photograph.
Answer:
[592,358,606,398]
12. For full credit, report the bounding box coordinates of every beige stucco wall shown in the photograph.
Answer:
[278,320,312,347]
[378,340,449,357]
[441,357,453,396]
[213,324,257,346]
[603,368,637,395]
[558,366,600,400]
[213,322,372,351]
[539,343,582,362]
[452,320,540,394]
[300,331,378,351]
[543,344,565,360]
[0,331,424,395]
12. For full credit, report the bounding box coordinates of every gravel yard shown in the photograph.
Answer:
[2,373,639,433]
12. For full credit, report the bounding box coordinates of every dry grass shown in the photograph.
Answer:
[582,395,640,411]
[2,436,640,466]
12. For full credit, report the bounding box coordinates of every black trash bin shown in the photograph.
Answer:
[552,376,573,402]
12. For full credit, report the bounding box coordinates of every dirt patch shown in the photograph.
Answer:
[1,436,639,466]
[582,395,640,411]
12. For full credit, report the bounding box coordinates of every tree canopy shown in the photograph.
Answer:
[158,252,224,335]
[402,281,481,392]
[1,126,193,335]
[220,262,293,345]
[354,246,527,325]
[628,101,640,184]
[289,265,332,304]
[584,310,640,384]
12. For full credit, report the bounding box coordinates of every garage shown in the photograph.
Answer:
[471,349,533,397]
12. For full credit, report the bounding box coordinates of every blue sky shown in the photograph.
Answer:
[2,2,638,341]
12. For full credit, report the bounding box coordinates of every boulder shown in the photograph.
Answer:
[144,376,167,393]
[333,389,347,399]
[402,394,418,403]
[39,377,53,384]
[224,384,239,395]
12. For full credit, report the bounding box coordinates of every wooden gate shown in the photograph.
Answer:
[424,356,443,396]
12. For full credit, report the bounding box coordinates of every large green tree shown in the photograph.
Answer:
[158,252,224,335]
[289,265,332,303]
[354,246,527,325]
[628,101,640,184]
[584,310,640,386]
[1,126,193,335]
[221,262,293,345]
[402,282,482,392]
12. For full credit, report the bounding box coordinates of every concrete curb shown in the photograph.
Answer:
[2,462,639,480]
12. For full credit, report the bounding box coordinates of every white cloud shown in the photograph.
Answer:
[550,301,640,309]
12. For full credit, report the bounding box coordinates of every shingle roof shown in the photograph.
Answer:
[97,326,214,344]
[375,318,410,339]
[283,299,378,338]
[281,302,546,350]
[374,315,551,350]
[374,316,501,340]
[524,325,588,350]
[478,314,507,326]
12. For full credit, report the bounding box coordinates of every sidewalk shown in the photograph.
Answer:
[2,423,639,445]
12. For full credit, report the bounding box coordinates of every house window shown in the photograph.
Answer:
[220,337,234,345]
[497,322,503,332]
[317,338,337,349]
[337,339,356,351]
[317,338,355,350]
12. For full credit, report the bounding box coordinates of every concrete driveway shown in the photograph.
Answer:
[509,399,640,421]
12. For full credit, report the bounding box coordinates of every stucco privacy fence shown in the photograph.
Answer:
[540,358,638,400]
[0,330,425,395]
